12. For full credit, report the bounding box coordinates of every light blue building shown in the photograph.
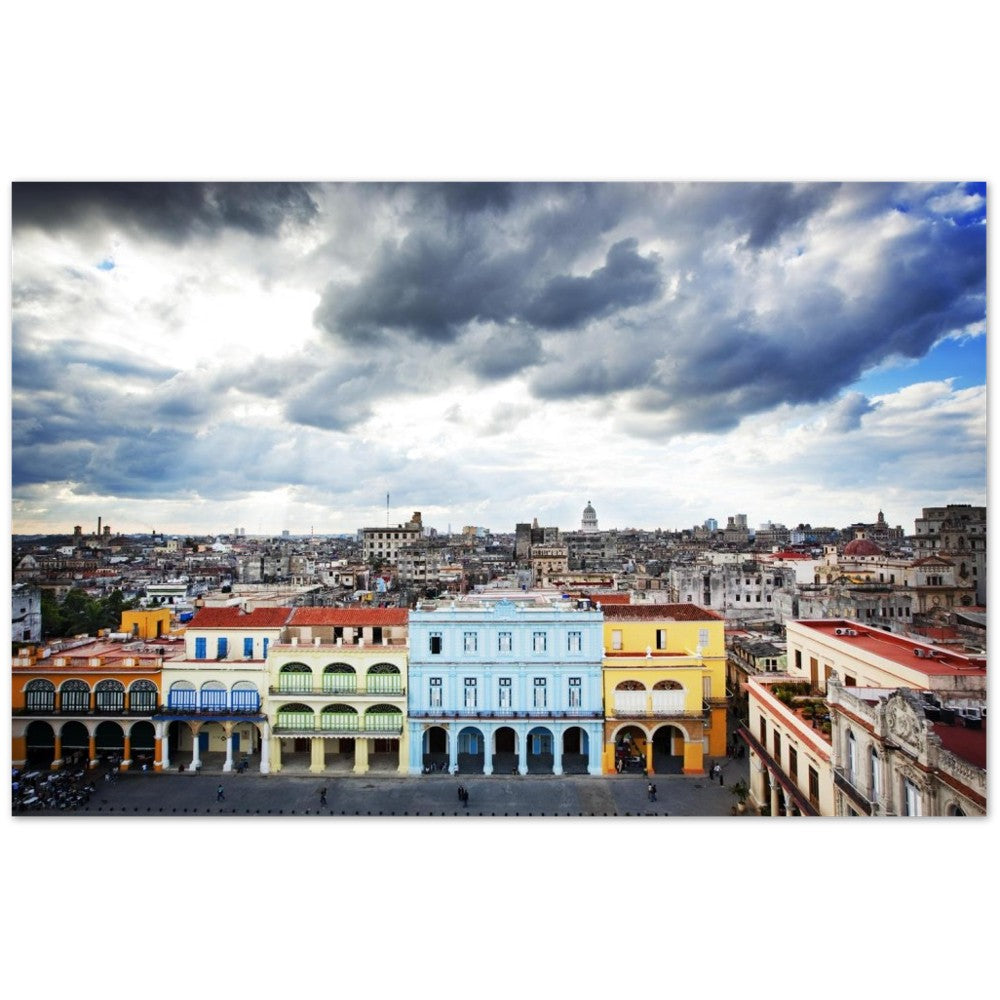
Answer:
[407,598,604,775]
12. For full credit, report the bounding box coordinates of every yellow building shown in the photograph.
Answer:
[120,608,173,640]
[601,604,726,775]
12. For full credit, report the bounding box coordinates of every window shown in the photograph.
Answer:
[533,677,547,708]
[243,637,253,658]
[195,637,207,660]
[464,631,478,653]
[129,680,157,713]
[773,731,781,762]
[429,633,442,655]
[498,631,512,653]
[25,679,55,713]
[870,748,881,802]
[429,677,442,708]
[759,717,767,742]
[463,677,478,710]
[788,746,798,784]
[611,629,623,651]
[569,677,581,707]
[263,637,269,659]
[808,766,820,808]
[568,631,582,653]
[217,637,228,659]
[655,628,667,650]
[95,679,125,713]
[847,731,857,784]
[532,631,547,653]
[903,778,921,816]
[795,650,802,671]
[498,677,512,708]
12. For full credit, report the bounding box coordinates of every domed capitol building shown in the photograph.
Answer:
[581,501,599,533]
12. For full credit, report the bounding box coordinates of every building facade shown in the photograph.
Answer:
[406,598,604,775]
[601,604,727,775]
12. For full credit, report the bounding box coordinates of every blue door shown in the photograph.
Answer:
[195,637,207,659]
[198,732,209,752]
[232,732,240,752]
[243,637,253,658]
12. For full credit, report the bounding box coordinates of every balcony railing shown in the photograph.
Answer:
[269,684,405,697]
[832,765,876,816]
[406,708,602,720]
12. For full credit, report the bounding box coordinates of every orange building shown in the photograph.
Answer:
[11,637,179,772]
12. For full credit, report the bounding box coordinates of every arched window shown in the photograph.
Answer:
[367,663,402,694]
[870,747,881,802]
[231,680,260,712]
[322,663,357,693]
[846,730,857,784]
[320,704,359,731]
[276,703,314,731]
[60,679,90,713]
[200,680,227,711]
[95,679,125,713]
[365,704,403,732]
[128,679,158,713]
[168,680,197,711]
[278,662,313,693]
[25,678,55,713]
[616,680,646,691]
[653,680,683,690]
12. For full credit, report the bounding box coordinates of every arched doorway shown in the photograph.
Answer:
[130,720,156,769]
[320,704,357,771]
[457,726,485,774]
[651,724,686,774]
[526,726,554,774]
[423,725,449,771]
[562,726,589,774]
[614,724,648,773]
[493,726,518,775]
[26,720,55,768]
[322,663,356,694]
[60,720,90,767]
[365,705,403,771]
[95,720,125,764]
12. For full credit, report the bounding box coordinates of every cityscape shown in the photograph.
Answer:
[11,499,987,817]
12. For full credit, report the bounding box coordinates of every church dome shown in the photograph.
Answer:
[843,538,883,557]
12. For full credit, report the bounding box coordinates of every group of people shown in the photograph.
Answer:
[457,785,470,808]
[726,738,746,759]
[13,766,97,812]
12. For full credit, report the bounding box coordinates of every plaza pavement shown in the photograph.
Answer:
[16,753,752,818]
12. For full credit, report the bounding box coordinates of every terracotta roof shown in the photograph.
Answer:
[189,607,294,628]
[584,592,631,604]
[932,721,986,770]
[602,604,723,621]
[289,608,409,627]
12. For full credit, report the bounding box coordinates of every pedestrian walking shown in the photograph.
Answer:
[462,787,469,808]
[457,785,465,802]
[647,781,654,802]
[719,768,724,786]
[319,787,327,807]
[216,784,225,802]
[651,783,657,802]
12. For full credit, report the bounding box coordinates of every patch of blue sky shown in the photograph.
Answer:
[96,258,115,271]
[852,327,986,398]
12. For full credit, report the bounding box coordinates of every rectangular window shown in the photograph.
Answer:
[217,637,228,659]
[870,749,881,802]
[429,677,442,708]
[698,628,710,648]
[788,746,798,785]
[903,778,921,816]
[195,637,207,660]
[532,631,547,653]
[655,628,667,650]
[498,677,512,708]
[498,631,512,653]
[611,629,623,651]
[243,637,253,658]
[533,677,547,708]
[464,677,477,709]
[463,631,478,653]
[808,766,820,808]
[759,717,767,742]
[430,633,442,655]
[773,731,781,761]
[795,649,802,671]
[569,677,581,707]
[263,637,269,659]
[568,631,582,653]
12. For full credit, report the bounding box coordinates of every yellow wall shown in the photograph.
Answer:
[121,608,172,640]
[601,612,727,774]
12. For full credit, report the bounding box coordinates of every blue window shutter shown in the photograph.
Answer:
[195,637,206,659]
[263,638,269,659]
[244,637,253,657]
[218,637,228,658]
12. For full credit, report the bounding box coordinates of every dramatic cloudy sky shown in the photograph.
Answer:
[11,181,986,537]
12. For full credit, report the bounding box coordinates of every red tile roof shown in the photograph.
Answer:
[932,721,986,770]
[289,608,409,627]
[584,592,631,604]
[602,604,723,622]
[189,607,294,628]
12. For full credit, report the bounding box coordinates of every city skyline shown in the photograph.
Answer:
[11,182,986,537]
